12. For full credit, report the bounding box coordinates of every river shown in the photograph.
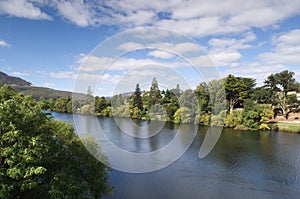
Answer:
[51,112,300,199]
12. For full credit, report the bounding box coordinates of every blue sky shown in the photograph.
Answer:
[0,0,300,96]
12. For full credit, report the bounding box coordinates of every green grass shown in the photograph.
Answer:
[277,122,300,133]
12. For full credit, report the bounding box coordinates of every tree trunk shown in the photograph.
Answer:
[229,98,235,114]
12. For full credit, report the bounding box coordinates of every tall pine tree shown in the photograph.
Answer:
[132,83,143,110]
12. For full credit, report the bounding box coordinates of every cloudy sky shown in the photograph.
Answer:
[0,0,299,96]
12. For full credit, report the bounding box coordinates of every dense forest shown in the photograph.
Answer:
[0,85,111,198]
[42,70,300,131]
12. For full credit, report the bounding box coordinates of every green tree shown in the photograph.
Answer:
[195,82,210,113]
[208,79,227,115]
[53,97,68,113]
[95,96,107,114]
[242,100,262,130]
[225,75,256,113]
[173,107,193,124]
[170,84,182,97]
[178,89,198,121]
[264,70,299,119]
[131,84,143,111]
[86,85,94,104]
[39,98,54,110]
[0,85,111,199]
[149,77,161,105]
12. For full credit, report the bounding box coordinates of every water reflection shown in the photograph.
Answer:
[52,112,300,199]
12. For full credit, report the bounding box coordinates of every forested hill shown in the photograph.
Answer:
[0,71,84,99]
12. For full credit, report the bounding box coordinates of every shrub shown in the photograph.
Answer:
[225,110,243,128]
[211,110,227,127]
[195,113,211,126]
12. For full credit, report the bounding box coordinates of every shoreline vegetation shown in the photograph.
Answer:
[40,70,300,134]
[0,85,111,198]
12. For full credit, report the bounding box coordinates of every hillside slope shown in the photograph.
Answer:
[0,71,84,99]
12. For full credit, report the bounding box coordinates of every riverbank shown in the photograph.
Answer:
[276,122,300,133]
[50,110,300,134]
[268,112,300,133]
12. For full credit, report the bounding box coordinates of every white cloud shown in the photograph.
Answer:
[118,42,145,51]
[50,71,76,79]
[117,10,156,26]
[208,32,255,51]
[76,53,190,72]
[0,40,10,47]
[207,32,256,67]
[102,0,300,37]
[54,0,96,27]
[188,55,215,67]
[150,42,202,54]
[44,82,55,87]
[259,29,300,65]
[11,71,29,76]
[210,52,241,67]
[222,29,300,84]
[147,50,174,59]
[0,0,51,20]
[1,0,299,38]
[118,41,203,59]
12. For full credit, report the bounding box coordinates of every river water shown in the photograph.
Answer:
[51,112,300,199]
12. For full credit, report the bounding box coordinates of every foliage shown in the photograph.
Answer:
[5,68,300,132]
[112,105,130,118]
[131,84,143,111]
[195,113,211,126]
[225,110,243,128]
[81,104,95,115]
[149,77,162,106]
[207,79,227,114]
[225,75,256,113]
[210,110,227,127]
[264,70,300,119]
[241,101,273,130]
[100,106,112,117]
[259,123,271,130]
[195,82,210,113]
[259,104,273,123]
[130,84,143,119]
[174,107,193,124]
[163,102,179,122]
[95,96,107,114]
[0,85,111,199]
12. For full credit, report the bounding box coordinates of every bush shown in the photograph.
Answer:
[259,104,273,123]
[225,110,243,128]
[211,110,227,127]
[259,123,271,130]
[173,107,193,124]
[195,113,211,126]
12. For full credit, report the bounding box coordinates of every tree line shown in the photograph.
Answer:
[41,70,300,131]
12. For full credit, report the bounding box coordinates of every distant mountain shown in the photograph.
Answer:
[0,71,86,100]
[0,71,31,86]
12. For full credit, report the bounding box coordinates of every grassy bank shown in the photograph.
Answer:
[277,122,300,133]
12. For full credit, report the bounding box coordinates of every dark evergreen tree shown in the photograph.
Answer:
[149,77,161,105]
[132,83,143,110]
